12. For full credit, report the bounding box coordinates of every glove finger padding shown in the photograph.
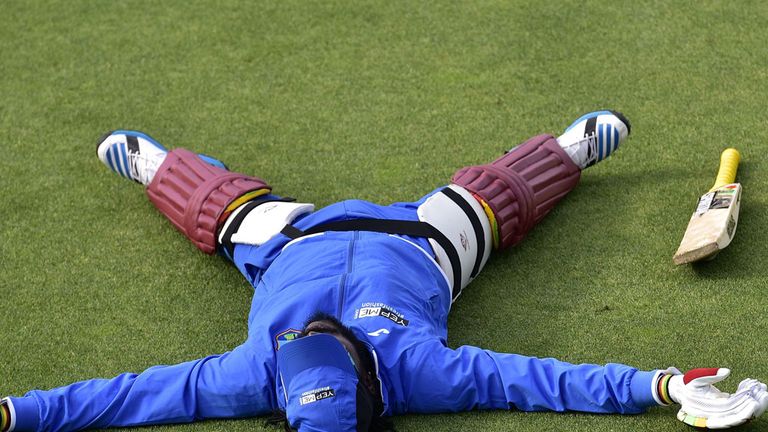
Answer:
[677,393,753,429]
[700,397,763,429]
[670,368,768,429]
[734,379,768,418]
[736,379,767,395]
[752,389,768,418]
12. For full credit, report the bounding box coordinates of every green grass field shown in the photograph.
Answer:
[2,1,768,430]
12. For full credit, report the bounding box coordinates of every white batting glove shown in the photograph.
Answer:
[661,367,768,429]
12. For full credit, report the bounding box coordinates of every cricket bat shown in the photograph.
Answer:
[673,148,742,265]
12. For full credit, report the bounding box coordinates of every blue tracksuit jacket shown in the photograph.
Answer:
[9,191,659,431]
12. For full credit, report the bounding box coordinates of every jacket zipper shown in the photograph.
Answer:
[337,231,358,317]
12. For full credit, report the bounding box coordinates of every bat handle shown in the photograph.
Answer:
[710,148,740,191]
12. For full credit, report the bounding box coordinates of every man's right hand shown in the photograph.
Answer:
[664,367,768,429]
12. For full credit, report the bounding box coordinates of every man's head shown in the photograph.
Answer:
[275,312,389,432]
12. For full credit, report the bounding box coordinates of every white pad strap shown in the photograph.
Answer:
[417,185,492,299]
[220,201,315,246]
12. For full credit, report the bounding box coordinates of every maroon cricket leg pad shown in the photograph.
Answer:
[146,148,271,254]
[452,134,581,249]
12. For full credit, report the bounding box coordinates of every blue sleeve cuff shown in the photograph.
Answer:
[629,370,661,409]
[8,397,39,432]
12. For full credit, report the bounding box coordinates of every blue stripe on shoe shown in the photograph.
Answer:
[116,145,127,178]
[598,124,604,161]
[118,143,131,178]
[112,146,126,178]
[605,124,613,156]
[106,147,118,174]
[111,147,124,177]
[613,127,620,153]
[565,110,615,132]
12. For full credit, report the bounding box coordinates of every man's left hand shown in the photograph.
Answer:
[665,367,768,429]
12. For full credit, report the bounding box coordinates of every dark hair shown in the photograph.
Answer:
[301,312,378,381]
[265,312,396,431]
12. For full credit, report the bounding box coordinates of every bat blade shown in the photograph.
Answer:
[673,148,741,265]
[673,183,742,265]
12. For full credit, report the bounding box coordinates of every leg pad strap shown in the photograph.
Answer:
[452,134,580,249]
[146,148,271,254]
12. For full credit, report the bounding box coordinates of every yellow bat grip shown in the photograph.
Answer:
[710,148,740,191]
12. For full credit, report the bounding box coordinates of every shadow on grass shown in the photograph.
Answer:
[689,199,766,280]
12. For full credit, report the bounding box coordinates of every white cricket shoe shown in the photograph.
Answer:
[557,110,631,169]
[97,130,168,186]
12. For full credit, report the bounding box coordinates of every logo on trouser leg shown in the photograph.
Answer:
[300,387,336,405]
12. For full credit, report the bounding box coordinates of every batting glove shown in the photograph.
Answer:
[659,367,768,429]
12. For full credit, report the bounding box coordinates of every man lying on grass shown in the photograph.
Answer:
[2,111,766,431]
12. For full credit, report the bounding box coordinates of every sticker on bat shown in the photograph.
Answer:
[710,190,735,210]
[695,192,715,216]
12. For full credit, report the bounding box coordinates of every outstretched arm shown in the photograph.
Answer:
[402,339,659,415]
[3,343,275,431]
[402,340,768,428]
